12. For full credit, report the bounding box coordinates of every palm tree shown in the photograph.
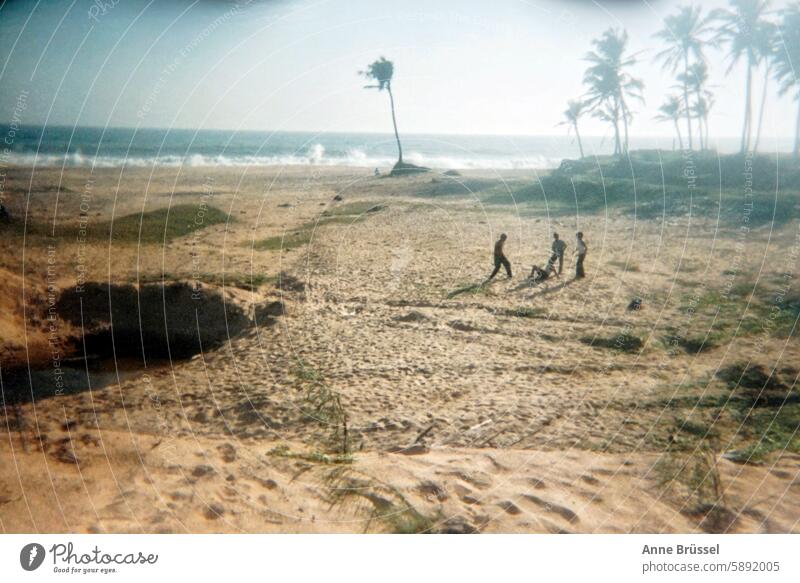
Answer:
[772,3,800,157]
[558,100,587,158]
[583,29,644,156]
[361,57,403,164]
[593,104,623,156]
[654,5,716,151]
[714,0,772,152]
[753,20,777,152]
[655,95,685,150]
[678,61,712,149]
[691,91,715,150]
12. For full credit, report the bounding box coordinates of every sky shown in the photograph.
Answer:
[0,0,797,140]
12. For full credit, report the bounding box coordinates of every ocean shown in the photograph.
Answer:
[2,125,774,170]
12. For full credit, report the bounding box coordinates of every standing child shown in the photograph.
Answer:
[575,231,587,279]
[488,233,512,280]
[550,232,567,275]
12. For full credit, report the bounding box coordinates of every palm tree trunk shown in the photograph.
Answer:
[795,96,800,158]
[674,119,684,151]
[742,58,753,152]
[574,122,585,158]
[704,113,710,150]
[683,53,694,151]
[620,99,630,154]
[753,64,770,153]
[694,88,704,150]
[387,84,403,164]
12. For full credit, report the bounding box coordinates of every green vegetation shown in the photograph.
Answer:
[607,260,640,272]
[324,466,443,533]
[253,201,383,252]
[99,204,230,243]
[321,201,385,216]
[723,403,800,463]
[662,332,723,354]
[446,283,486,299]
[292,360,353,456]
[504,306,547,318]
[642,362,799,465]
[254,229,314,252]
[663,275,798,353]
[267,444,353,465]
[580,333,644,353]
[5,203,231,244]
[653,448,734,533]
[481,151,800,227]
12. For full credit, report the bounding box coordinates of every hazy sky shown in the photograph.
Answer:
[1,0,797,140]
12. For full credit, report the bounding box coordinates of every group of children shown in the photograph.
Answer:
[488,231,587,283]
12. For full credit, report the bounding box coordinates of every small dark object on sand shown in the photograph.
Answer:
[628,298,642,311]
[333,194,343,201]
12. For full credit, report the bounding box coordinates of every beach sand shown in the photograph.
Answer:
[1,165,798,533]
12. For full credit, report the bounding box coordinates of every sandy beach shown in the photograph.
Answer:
[1,164,798,533]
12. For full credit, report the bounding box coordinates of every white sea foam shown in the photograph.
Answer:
[5,148,563,170]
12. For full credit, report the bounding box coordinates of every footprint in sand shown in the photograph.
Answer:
[521,494,579,524]
[497,500,522,515]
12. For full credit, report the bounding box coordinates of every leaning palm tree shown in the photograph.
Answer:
[654,5,716,151]
[656,95,686,150]
[361,57,404,165]
[558,100,587,158]
[772,3,800,157]
[714,0,773,152]
[583,29,644,156]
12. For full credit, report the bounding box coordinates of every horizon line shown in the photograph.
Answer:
[0,122,780,142]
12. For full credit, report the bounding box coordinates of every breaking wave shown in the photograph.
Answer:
[5,147,562,170]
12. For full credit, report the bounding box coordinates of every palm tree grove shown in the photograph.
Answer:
[554,0,800,158]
